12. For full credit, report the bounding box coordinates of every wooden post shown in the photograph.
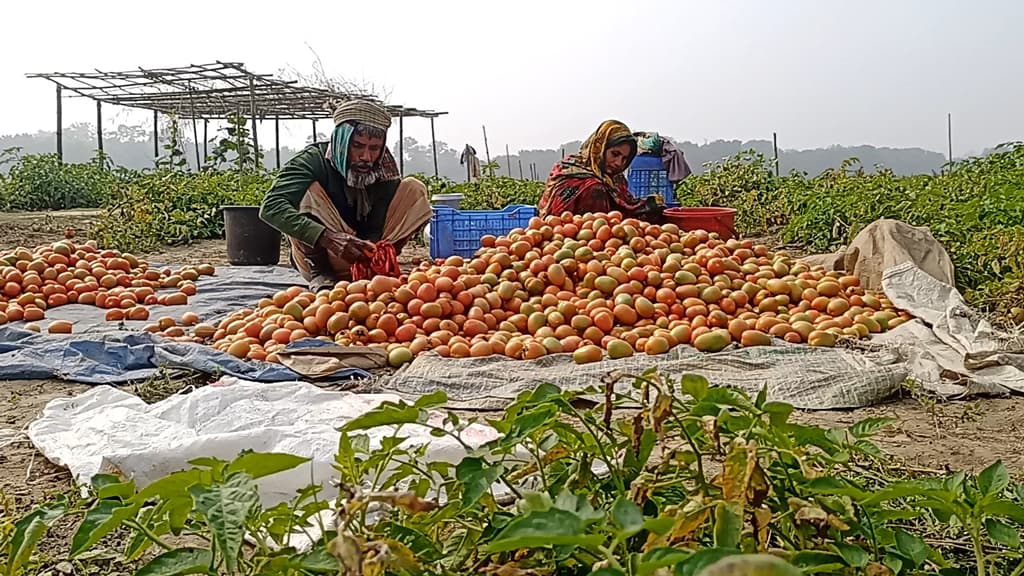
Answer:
[95,100,103,153]
[518,159,523,179]
[152,110,159,160]
[55,85,63,162]
[505,144,512,177]
[312,119,317,142]
[275,117,281,169]
[249,77,259,170]
[772,132,780,177]
[398,111,405,175]
[482,126,491,166]
[430,117,439,177]
[947,113,953,165]
[202,120,208,162]
[190,117,200,171]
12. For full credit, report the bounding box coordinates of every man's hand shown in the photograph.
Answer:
[316,230,375,266]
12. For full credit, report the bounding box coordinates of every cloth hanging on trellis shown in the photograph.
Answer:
[460,144,481,181]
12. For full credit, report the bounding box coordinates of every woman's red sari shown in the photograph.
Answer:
[538,120,664,221]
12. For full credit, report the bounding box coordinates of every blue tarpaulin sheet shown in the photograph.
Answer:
[0,265,370,384]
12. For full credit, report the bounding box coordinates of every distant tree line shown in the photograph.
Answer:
[1,120,956,180]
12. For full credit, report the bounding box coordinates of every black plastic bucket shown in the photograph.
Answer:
[222,205,282,266]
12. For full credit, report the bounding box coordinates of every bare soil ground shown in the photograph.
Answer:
[0,209,1022,533]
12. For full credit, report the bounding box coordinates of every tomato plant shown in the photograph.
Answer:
[5,374,1021,575]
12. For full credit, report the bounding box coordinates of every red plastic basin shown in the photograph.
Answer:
[663,207,738,240]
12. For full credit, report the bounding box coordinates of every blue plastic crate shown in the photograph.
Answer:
[429,204,538,260]
[627,154,679,206]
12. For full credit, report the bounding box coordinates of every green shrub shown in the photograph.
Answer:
[447,176,544,210]
[91,169,273,253]
[0,152,134,211]
[675,143,1024,314]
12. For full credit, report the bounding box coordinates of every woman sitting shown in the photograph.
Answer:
[538,120,665,223]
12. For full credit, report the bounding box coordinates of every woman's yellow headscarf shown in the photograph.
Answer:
[577,120,637,187]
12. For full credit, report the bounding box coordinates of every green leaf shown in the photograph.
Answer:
[754,384,768,408]
[379,521,443,563]
[849,416,896,438]
[859,481,927,506]
[834,542,869,568]
[291,548,340,572]
[485,508,604,552]
[187,456,227,471]
[91,473,124,492]
[500,405,557,447]
[611,497,645,537]
[977,460,1010,498]
[455,457,502,509]
[167,496,193,535]
[790,551,845,573]
[894,528,928,567]
[643,516,676,536]
[413,389,448,409]
[713,502,743,549]
[134,547,213,576]
[639,547,690,576]
[225,452,310,479]
[680,374,709,402]
[985,499,1024,523]
[189,473,260,573]
[96,479,136,502]
[984,517,1021,547]
[673,548,741,576]
[137,469,204,502]
[70,500,141,557]
[761,401,794,426]
[590,569,626,576]
[523,382,563,405]
[7,502,66,575]
[553,490,604,524]
[804,477,868,499]
[340,401,423,432]
[883,552,904,574]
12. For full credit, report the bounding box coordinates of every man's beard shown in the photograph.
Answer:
[347,165,376,188]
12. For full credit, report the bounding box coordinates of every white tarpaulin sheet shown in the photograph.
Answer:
[26,379,506,507]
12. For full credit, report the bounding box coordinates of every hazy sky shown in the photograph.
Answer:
[2,0,1021,156]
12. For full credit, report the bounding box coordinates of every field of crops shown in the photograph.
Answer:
[0,145,1023,575]
[2,144,1020,319]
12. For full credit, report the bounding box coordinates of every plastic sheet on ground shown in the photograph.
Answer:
[371,263,1024,410]
[0,265,370,383]
[27,379,506,505]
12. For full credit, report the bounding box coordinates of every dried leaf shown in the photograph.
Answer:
[866,561,895,576]
[480,563,550,576]
[746,463,770,508]
[666,505,711,544]
[700,415,721,453]
[328,533,364,576]
[394,491,439,513]
[651,391,674,436]
[794,505,829,529]
[631,410,646,454]
[720,438,758,504]
[827,514,851,532]
[753,507,773,550]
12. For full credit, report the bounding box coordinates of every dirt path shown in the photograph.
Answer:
[1,209,1022,522]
